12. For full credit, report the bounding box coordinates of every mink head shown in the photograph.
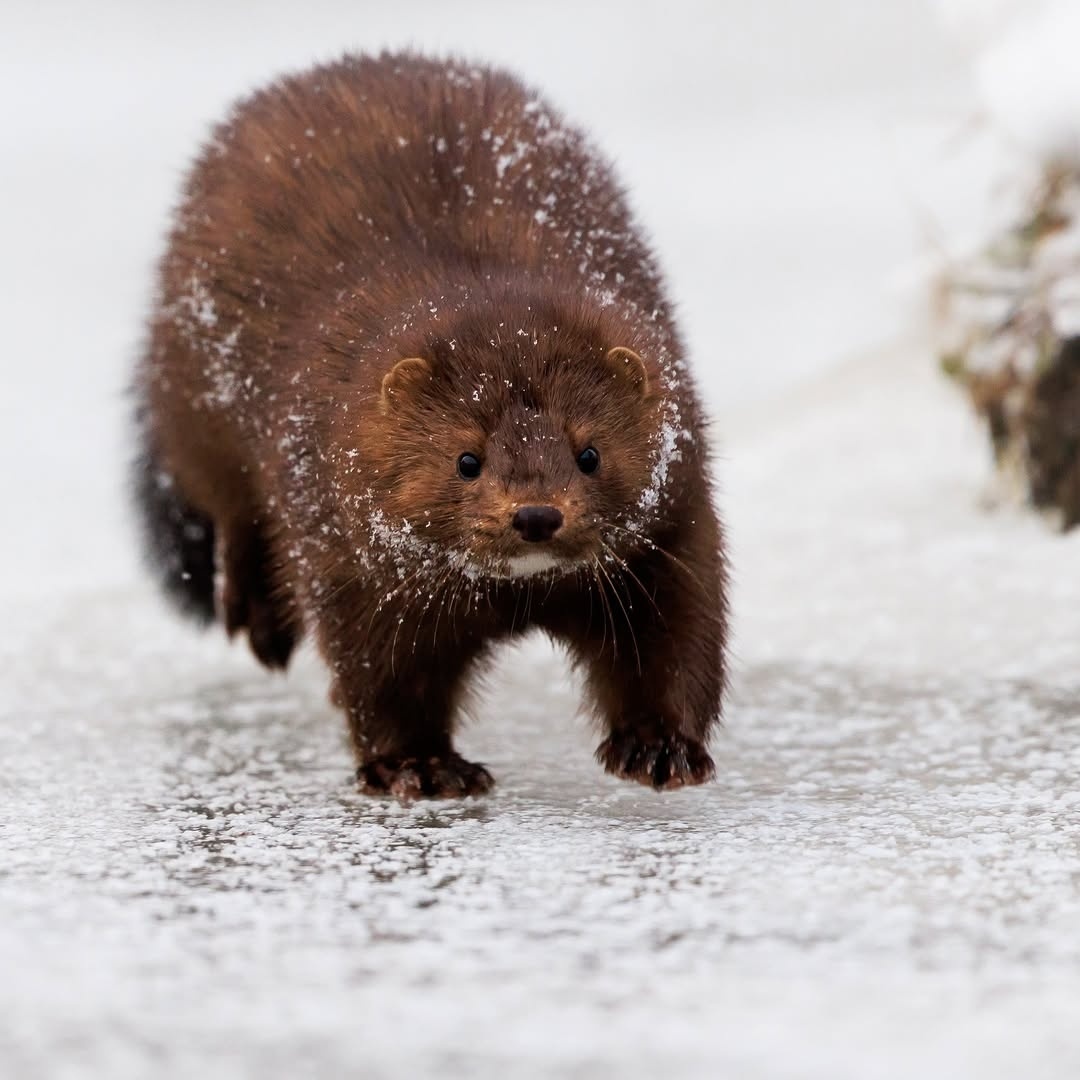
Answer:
[346,313,666,578]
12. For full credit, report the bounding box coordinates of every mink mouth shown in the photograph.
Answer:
[503,551,564,578]
[482,549,584,581]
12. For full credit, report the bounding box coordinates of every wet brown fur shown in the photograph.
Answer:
[134,52,728,798]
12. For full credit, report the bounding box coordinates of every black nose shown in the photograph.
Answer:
[512,505,564,542]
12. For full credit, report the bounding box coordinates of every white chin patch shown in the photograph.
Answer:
[504,551,562,578]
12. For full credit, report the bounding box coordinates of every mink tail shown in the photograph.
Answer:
[132,406,216,623]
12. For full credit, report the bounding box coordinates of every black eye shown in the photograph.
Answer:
[457,453,482,480]
[576,446,600,474]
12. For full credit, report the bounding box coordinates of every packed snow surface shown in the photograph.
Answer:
[3,2,1080,1077]
[5,345,1080,1079]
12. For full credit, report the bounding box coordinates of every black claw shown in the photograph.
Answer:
[652,746,673,788]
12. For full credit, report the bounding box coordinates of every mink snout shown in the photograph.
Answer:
[512,505,564,542]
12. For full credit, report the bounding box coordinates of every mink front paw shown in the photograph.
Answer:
[596,728,715,790]
[358,752,495,799]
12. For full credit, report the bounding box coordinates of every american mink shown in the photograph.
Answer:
[133,52,728,798]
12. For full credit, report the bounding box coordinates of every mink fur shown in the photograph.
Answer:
[133,51,728,797]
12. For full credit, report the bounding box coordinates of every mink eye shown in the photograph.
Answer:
[457,453,482,480]
[576,446,600,474]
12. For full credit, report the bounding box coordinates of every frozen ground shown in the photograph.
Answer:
[4,2,1080,1078]
[5,343,1080,1079]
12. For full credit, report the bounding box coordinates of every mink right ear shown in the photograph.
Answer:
[380,357,431,414]
[604,347,649,397]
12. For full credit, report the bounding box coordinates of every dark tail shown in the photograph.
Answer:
[132,409,216,623]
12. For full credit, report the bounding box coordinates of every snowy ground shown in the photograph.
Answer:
[6,344,1080,1079]
[4,3,1080,1078]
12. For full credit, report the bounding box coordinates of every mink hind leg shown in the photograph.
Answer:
[217,517,301,671]
[318,589,494,799]
[135,385,300,667]
[570,523,727,790]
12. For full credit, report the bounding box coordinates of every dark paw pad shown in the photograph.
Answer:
[596,728,715,790]
[358,753,495,800]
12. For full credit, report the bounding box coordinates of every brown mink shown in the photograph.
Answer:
[133,51,728,798]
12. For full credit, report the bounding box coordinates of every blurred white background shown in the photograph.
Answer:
[0,0,994,589]
[6,7,1080,1079]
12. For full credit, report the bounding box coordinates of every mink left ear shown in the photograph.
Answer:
[605,347,649,397]
[380,356,432,415]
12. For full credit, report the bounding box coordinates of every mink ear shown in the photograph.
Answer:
[605,347,649,397]
[380,357,431,414]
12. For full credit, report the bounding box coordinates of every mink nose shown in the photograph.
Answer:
[512,505,564,542]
